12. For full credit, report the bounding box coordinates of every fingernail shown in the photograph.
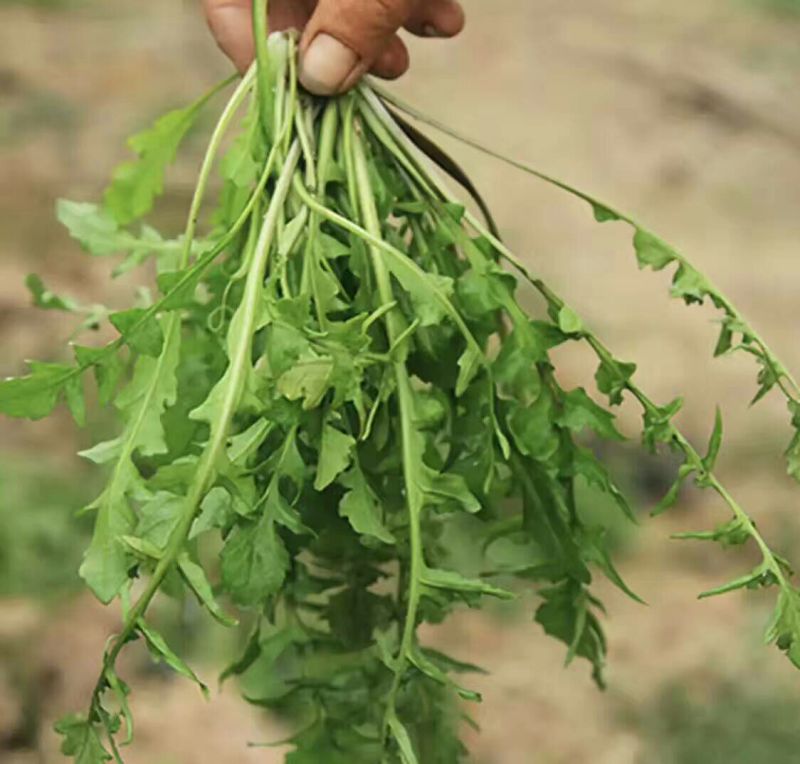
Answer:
[423,23,442,37]
[299,33,359,95]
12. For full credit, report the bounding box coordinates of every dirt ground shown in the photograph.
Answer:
[3,0,800,762]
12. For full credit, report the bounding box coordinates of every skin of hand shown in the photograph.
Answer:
[203,0,465,95]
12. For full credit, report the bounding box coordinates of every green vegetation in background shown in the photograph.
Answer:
[0,459,94,598]
[637,680,800,763]
[747,0,800,15]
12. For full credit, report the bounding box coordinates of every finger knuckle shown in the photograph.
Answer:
[370,0,412,29]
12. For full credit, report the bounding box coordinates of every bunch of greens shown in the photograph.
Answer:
[3,12,800,763]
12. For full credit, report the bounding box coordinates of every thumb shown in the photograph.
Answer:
[299,0,413,95]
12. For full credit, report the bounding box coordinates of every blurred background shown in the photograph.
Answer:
[2,0,800,761]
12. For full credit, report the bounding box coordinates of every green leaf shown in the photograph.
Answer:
[766,588,800,669]
[120,534,164,560]
[455,344,483,397]
[557,305,583,335]
[54,714,110,764]
[388,716,419,764]
[408,646,481,702]
[673,516,751,548]
[642,398,683,453]
[752,355,780,404]
[493,325,544,405]
[535,579,606,687]
[633,229,676,271]
[26,273,78,312]
[104,666,133,745]
[395,269,455,328]
[506,391,560,462]
[104,86,222,225]
[80,334,180,602]
[671,263,709,305]
[652,462,694,516]
[422,467,482,514]
[219,621,262,684]
[786,401,800,482]
[138,619,209,695]
[109,309,164,357]
[57,200,176,269]
[595,356,636,407]
[314,424,355,491]
[63,374,86,427]
[338,465,395,544]
[421,566,515,600]
[703,407,724,472]
[0,361,76,419]
[221,517,289,607]
[178,553,237,627]
[592,203,620,222]
[558,388,625,441]
[572,447,636,523]
[74,345,124,406]
[277,355,334,410]
[581,529,645,604]
[698,562,777,599]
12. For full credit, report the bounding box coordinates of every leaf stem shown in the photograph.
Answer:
[87,142,301,751]
[350,124,424,741]
[375,86,800,406]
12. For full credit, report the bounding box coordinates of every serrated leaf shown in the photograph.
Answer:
[120,534,164,560]
[455,344,483,397]
[595,356,636,407]
[408,646,481,702]
[178,553,237,627]
[703,407,724,472]
[421,566,514,600]
[314,424,355,491]
[277,355,334,410]
[507,392,560,462]
[592,203,620,222]
[698,562,777,599]
[642,397,683,453]
[671,263,709,305]
[74,345,124,406]
[652,462,694,516]
[673,516,751,547]
[54,714,111,764]
[388,716,419,764]
[81,329,180,602]
[0,361,76,419]
[110,308,164,357]
[558,388,625,441]
[26,273,78,312]
[572,447,636,523]
[64,373,87,427]
[221,517,289,607]
[57,200,176,269]
[104,85,223,225]
[557,305,583,335]
[138,619,208,695]
[338,465,394,544]
[535,579,606,688]
[765,588,800,669]
[581,529,646,604]
[422,466,482,514]
[633,229,676,271]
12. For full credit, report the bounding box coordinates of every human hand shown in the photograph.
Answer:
[203,0,465,95]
